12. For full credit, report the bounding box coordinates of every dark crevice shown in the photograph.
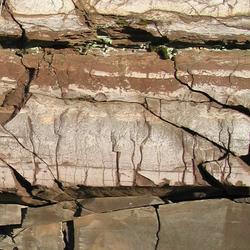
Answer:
[73,201,82,217]
[0,24,249,50]
[197,163,225,189]
[1,36,249,50]
[240,143,250,166]
[165,186,225,202]
[165,185,250,203]
[118,26,166,43]
[4,161,33,195]
[196,162,250,200]
[0,225,19,245]
[54,179,65,191]
[20,207,28,225]
[154,205,160,250]
[240,154,250,166]
[63,221,75,250]
[0,191,23,204]
[0,184,249,206]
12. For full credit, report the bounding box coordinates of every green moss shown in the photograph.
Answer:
[96,35,112,45]
[150,45,177,60]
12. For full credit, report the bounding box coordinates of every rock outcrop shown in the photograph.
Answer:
[0,0,249,249]
[0,199,250,249]
[0,47,249,188]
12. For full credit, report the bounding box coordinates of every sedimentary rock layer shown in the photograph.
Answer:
[0,1,249,248]
[0,199,250,250]
[0,0,250,46]
[0,48,249,188]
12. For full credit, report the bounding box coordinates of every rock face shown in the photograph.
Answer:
[0,48,249,188]
[0,0,249,248]
[1,0,250,45]
[0,199,250,249]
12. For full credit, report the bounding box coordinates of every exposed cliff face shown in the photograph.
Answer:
[0,0,249,249]
[1,0,250,47]
[0,47,249,189]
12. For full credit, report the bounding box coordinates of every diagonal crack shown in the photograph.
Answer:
[143,99,229,155]
[173,57,250,117]
[0,158,51,205]
[1,124,56,179]
[196,160,250,198]
[4,0,27,48]
[0,124,66,191]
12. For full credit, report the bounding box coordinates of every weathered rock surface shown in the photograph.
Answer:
[74,206,158,250]
[0,204,24,226]
[0,222,65,250]
[0,1,249,248]
[158,199,250,250]
[0,199,249,250]
[0,0,250,45]
[0,48,249,188]
[22,201,76,227]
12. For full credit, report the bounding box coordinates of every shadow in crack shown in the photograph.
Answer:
[8,165,33,195]
[63,221,75,250]
[0,165,249,206]
[240,143,250,166]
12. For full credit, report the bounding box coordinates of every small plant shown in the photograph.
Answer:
[150,45,177,60]
[96,35,112,45]
[27,47,42,54]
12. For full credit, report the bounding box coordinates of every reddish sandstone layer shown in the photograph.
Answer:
[0,48,249,189]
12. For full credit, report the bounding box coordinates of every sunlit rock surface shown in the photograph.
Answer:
[0,1,249,249]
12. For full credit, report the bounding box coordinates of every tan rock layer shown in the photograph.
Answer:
[0,0,249,45]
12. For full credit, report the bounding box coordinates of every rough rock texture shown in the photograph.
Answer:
[0,0,249,248]
[0,48,249,188]
[1,0,250,45]
[74,206,158,250]
[0,199,249,249]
